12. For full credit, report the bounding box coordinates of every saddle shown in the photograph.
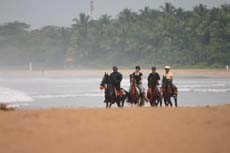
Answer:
[167,84,177,96]
[129,84,141,95]
[115,88,125,97]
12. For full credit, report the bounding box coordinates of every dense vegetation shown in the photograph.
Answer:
[0,3,229,69]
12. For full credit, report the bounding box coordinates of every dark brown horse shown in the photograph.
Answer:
[147,85,162,107]
[100,73,128,108]
[128,74,144,106]
[161,76,178,107]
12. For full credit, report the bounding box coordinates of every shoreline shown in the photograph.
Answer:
[0,105,230,153]
[1,102,230,111]
[0,69,230,77]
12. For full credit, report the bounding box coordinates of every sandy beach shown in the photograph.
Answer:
[0,69,230,77]
[0,105,230,153]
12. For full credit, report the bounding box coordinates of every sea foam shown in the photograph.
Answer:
[0,86,34,103]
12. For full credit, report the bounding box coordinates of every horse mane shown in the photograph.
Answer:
[130,74,137,86]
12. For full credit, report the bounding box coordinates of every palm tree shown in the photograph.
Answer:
[193,4,208,17]
[97,15,112,37]
[161,2,175,16]
[117,9,137,50]
[72,13,91,37]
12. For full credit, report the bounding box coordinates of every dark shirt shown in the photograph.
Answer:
[148,72,160,87]
[110,72,122,86]
[132,72,143,84]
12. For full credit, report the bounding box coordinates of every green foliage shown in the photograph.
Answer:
[0,3,229,69]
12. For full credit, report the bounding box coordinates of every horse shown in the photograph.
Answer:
[100,73,128,108]
[161,76,178,107]
[128,74,144,106]
[147,85,162,107]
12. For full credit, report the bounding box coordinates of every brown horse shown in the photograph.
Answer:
[147,85,162,107]
[128,74,144,106]
[161,76,178,107]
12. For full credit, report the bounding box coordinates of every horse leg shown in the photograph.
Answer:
[140,93,145,107]
[155,99,159,107]
[121,95,127,107]
[164,97,168,106]
[117,99,122,108]
[109,100,113,108]
[168,97,173,107]
[174,96,178,107]
[115,97,121,108]
[150,100,154,107]
[109,103,112,108]
[156,96,161,107]
[121,99,125,108]
[159,99,162,107]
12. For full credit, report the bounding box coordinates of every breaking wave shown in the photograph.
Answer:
[0,86,34,103]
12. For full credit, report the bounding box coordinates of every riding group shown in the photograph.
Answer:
[100,66,178,108]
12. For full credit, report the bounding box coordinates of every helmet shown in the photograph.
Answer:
[135,66,141,70]
[152,66,156,70]
[113,66,118,71]
[165,66,170,69]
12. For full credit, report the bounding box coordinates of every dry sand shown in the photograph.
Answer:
[0,69,230,77]
[0,105,230,153]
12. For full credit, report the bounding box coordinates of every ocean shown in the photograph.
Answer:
[0,76,230,109]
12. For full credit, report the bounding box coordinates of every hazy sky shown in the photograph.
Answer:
[0,0,229,29]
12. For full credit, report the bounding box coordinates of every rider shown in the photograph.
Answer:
[164,66,175,95]
[147,66,160,88]
[147,66,161,97]
[110,66,123,97]
[132,66,145,102]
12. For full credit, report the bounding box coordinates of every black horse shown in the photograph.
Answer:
[100,73,128,108]
[161,76,178,107]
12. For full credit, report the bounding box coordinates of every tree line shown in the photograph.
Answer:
[0,3,229,69]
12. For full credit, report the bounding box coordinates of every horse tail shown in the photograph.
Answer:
[122,89,129,97]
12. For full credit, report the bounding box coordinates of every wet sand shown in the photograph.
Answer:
[0,69,230,77]
[0,105,230,153]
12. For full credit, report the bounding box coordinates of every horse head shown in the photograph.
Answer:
[162,76,167,88]
[129,74,136,85]
[100,73,110,90]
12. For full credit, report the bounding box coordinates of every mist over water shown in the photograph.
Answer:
[0,76,229,109]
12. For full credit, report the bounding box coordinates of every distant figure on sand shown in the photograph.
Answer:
[226,65,229,71]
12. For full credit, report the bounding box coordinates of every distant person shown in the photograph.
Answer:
[132,66,145,101]
[164,66,176,94]
[226,65,229,71]
[147,66,160,88]
[110,66,123,96]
